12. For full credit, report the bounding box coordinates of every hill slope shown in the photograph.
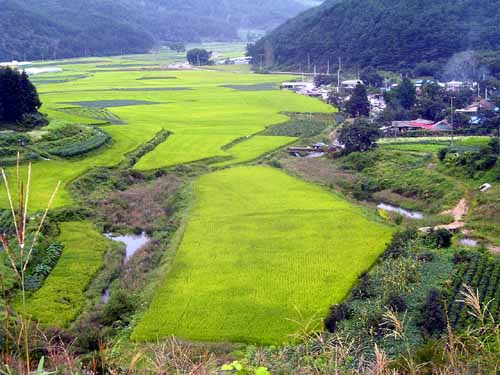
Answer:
[247,0,500,71]
[0,0,316,61]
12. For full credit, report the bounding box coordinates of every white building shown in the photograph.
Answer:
[0,61,33,69]
[342,79,364,89]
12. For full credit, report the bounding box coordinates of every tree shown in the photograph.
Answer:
[395,78,417,110]
[186,48,211,66]
[314,74,335,87]
[0,67,41,124]
[345,83,370,117]
[360,67,383,87]
[338,118,380,154]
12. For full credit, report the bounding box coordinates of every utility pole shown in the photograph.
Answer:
[450,96,455,146]
[337,57,342,93]
[307,53,311,73]
[327,59,330,75]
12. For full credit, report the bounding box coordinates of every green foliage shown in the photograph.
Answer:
[448,252,500,328]
[23,222,111,326]
[100,289,136,326]
[345,83,370,117]
[186,49,212,66]
[220,361,270,375]
[385,78,417,111]
[443,140,499,177]
[324,303,351,332]
[424,229,453,249]
[420,289,447,337]
[248,0,500,72]
[0,0,312,60]
[24,242,64,292]
[0,67,41,124]
[338,118,380,154]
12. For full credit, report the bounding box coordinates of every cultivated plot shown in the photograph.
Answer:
[132,166,393,344]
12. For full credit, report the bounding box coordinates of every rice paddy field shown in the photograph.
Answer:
[1,48,333,209]
[1,45,396,344]
[378,136,490,153]
[132,166,393,344]
[23,222,111,326]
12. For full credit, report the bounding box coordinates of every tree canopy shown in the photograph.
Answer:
[0,67,41,124]
[345,83,370,117]
[247,0,500,74]
[0,0,314,61]
[186,49,212,66]
[338,118,380,155]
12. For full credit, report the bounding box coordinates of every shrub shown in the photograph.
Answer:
[437,147,448,161]
[420,289,447,336]
[453,249,473,264]
[352,272,374,300]
[417,252,435,262]
[324,303,351,333]
[387,294,408,312]
[425,229,452,248]
[100,289,136,326]
[383,228,419,259]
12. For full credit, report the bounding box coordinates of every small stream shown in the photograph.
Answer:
[105,232,150,262]
[460,238,478,247]
[101,232,150,303]
[377,203,424,220]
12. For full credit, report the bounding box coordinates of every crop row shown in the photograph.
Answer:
[46,128,111,158]
[448,253,500,328]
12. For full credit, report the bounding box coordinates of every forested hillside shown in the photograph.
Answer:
[247,0,500,72]
[0,0,316,61]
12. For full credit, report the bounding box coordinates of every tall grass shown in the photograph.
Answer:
[0,153,60,373]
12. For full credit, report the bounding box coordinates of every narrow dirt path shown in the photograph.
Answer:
[420,198,468,233]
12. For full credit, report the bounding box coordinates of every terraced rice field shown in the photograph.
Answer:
[2,49,394,344]
[213,136,296,167]
[1,57,333,209]
[132,166,393,344]
[23,222,111,327]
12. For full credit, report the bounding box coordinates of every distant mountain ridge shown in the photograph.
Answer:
[247,0,500,72]
[0,0,317,61]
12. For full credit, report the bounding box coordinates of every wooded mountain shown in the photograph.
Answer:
[0,0,318,61]
[247,0,500,72]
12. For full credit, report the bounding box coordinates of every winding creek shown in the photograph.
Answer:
[377,203,424,220]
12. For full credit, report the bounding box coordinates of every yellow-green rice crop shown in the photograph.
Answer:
[132,166,393,344]
[1,58,334,209]
[213,136,296,167]
[23,221,111,326]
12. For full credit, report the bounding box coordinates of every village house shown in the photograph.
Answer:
[456,99,496,114]
[368,93,386,113]
[385,118,453,135]
[341,79,364,90]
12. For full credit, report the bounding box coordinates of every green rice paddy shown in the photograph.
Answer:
[132,166,393,344]
[23,221,111,327]
[3,47,395,344]
[1,54,333,209]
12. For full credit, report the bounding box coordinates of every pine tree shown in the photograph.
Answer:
[0,67,41,124]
